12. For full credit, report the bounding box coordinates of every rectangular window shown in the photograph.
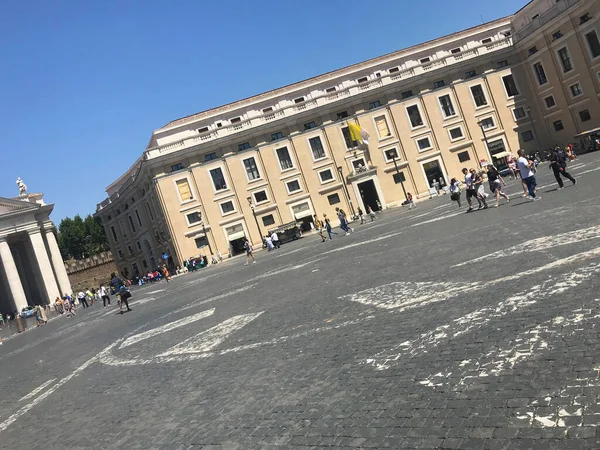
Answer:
[557,47,572,73]
[513,107,527,120]
[451,48,461,54]
[438,95,456,117]
[111,226,118,241]
[529,46,538,56]
[136,241,142,250]
[304,121,316,130]
[553,120,564,131]
[544,96,556,108]
[171,163,184,172]
[406,105,423,128]
[481,38,492,44]
[369,100,381,109]
[262,107,273,113]
[465,70,477,79]
[254,190,268,203]
[220,201,235,214]
[580,13,591,24]
[204,152,217,161]
[187,212,202,224]
[238,142,251,151]
[128,215,136,233]
[401,90,414,99]
[294,97,305,104]
[433,80,445,89]
[319,169,334,183]
[336,111,349,119]
[198,127,209,133]
[389,67,400,73]
[417,137,432,151]
[384,148,398,161]
[497,60,509,68]
[118,250,124,260]
[230,117,241,124]
[420,57,430,64]
[271,132,284,141]
[579,109,591,122]
[480,117,495,130]
[357,77,368,84]
[286,180,301,193]
[308,136,326,159]
[521,130,534,142]
[209,168,227,191]
[502,74,519,97]
[146,202,154,220]
[585,30,600,58]
[552,30,563,41]
[135,209,142,227]
[570,83,583,97]
[327,193,341,205]
[243,157,260,180]
[341,127,356,149]
[262,214,275,227]
[326,87,337,93]
[533,62,547,85]
[276,147,294,170]
[470,85,487,107]
[374,115,391,138]
[195,236,208,249]
[449,127,463,140]
[458,151,471,163]
[176,179,193,201]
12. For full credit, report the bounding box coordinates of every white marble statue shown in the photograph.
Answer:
[16,177,27,195]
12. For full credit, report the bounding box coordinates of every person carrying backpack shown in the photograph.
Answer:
[550,147,576,189]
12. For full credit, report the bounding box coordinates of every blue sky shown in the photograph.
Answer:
[0,0,526,223]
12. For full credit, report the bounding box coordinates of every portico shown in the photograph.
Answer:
[0,191,72,315]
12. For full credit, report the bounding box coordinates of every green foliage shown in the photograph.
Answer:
[57,214,109,260]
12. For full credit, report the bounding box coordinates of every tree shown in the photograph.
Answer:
[57,214,109,260]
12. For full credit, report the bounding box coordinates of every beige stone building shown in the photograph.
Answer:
[1,187,73,315]
[95,0,600,278]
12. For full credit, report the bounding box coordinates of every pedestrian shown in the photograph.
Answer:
[439,176,447,193]
[313,215,327,242]
[357,207,365,224]
[471,169,489,209]
[367,206,376,221]
[376,199,382,211]
[162,264,170,282]
[407,193,416,209]
[432,179,441,195]
[335,207,353,235]
[64,298,75,317]
[487,165,510,207]
[449,178,462,208]
[462,168,482,212]
[243,238,256,265]
[323,214,338,240]
[110,272,131,313]
[550,147,576,190]
[99,285,110,308]
[517,149,539,201]
[265,235,275,251]
[86,288,95,306]
[77,291,88,308]
[271,231,280,249]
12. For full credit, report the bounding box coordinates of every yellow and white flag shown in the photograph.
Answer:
[348,122,370,146]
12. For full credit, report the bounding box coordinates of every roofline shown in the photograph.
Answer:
[156,15,513,133]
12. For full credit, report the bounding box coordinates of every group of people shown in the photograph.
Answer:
[448,147,577,211]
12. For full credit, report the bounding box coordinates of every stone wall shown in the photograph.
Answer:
[65,251,118,291]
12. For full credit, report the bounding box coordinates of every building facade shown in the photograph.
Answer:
[0,191,73,315]
[96,0,600,278]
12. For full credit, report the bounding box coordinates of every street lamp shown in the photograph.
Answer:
[247,196,264,245]
[525,106,538,145]
[201,221,213,256]
[389,149,408,203]
[477,120,491,168]
[336,166,356,219]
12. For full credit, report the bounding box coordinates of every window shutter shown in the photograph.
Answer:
[375,116,390,137]
[176,179,192,201]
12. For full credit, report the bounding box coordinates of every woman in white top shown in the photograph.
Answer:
[449,178,462,208]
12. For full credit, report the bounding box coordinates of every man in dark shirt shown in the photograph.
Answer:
[550,147,576,189]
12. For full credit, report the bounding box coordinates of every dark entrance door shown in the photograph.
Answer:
[422,159,445,188]
[229,237,245,256]
[487,139,509,171]
[357,179,381,212]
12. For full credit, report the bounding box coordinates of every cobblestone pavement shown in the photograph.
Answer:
[2,155,600,449]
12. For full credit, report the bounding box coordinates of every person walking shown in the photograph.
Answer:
[406,193,416,209]
[367,206,376,221]
[243,238,256,265]
[111,272,131,313]
[357,207,365,224]
[470,169,489,209]
[64,297,76,317]
[270,231,280,249]
[449,178,462,208]
[265,235,275,251]
[77,291,88,308]
[335,208,353,235]
[550,147,576,189]
[99,285,110,308]
[313,215,327,243]
[162,264,170,282]
[487,165,510,207]
[462,168,482,212]
[517,149,539,201]
[323,214,338,240]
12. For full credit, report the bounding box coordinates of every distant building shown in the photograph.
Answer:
[96,0,600,277]
[0,190,72,314]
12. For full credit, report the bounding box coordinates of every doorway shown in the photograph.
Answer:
[487,139,509,171]
[422,159,445,188]
[357,179,381,211]
[229,237,246,256]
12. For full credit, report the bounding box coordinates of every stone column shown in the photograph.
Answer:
[43,228,73,296]
[28,229,61,304]
[0,238,29,311]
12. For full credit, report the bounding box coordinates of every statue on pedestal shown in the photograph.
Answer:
[16,177,27,196]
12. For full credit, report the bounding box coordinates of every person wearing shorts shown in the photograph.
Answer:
[244,238,256,265]
[487,165,510,207]
[462,168,482,211]
[313,215,326,243]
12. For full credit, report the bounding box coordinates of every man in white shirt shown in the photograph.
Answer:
[271,231,280,249]
[517,149,539,200]
[461,168,482,211]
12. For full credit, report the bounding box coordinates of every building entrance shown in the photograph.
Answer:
[487,139,509,171]
[357,179,381,212]
[422,159,445,188]
[229,237,246,256]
